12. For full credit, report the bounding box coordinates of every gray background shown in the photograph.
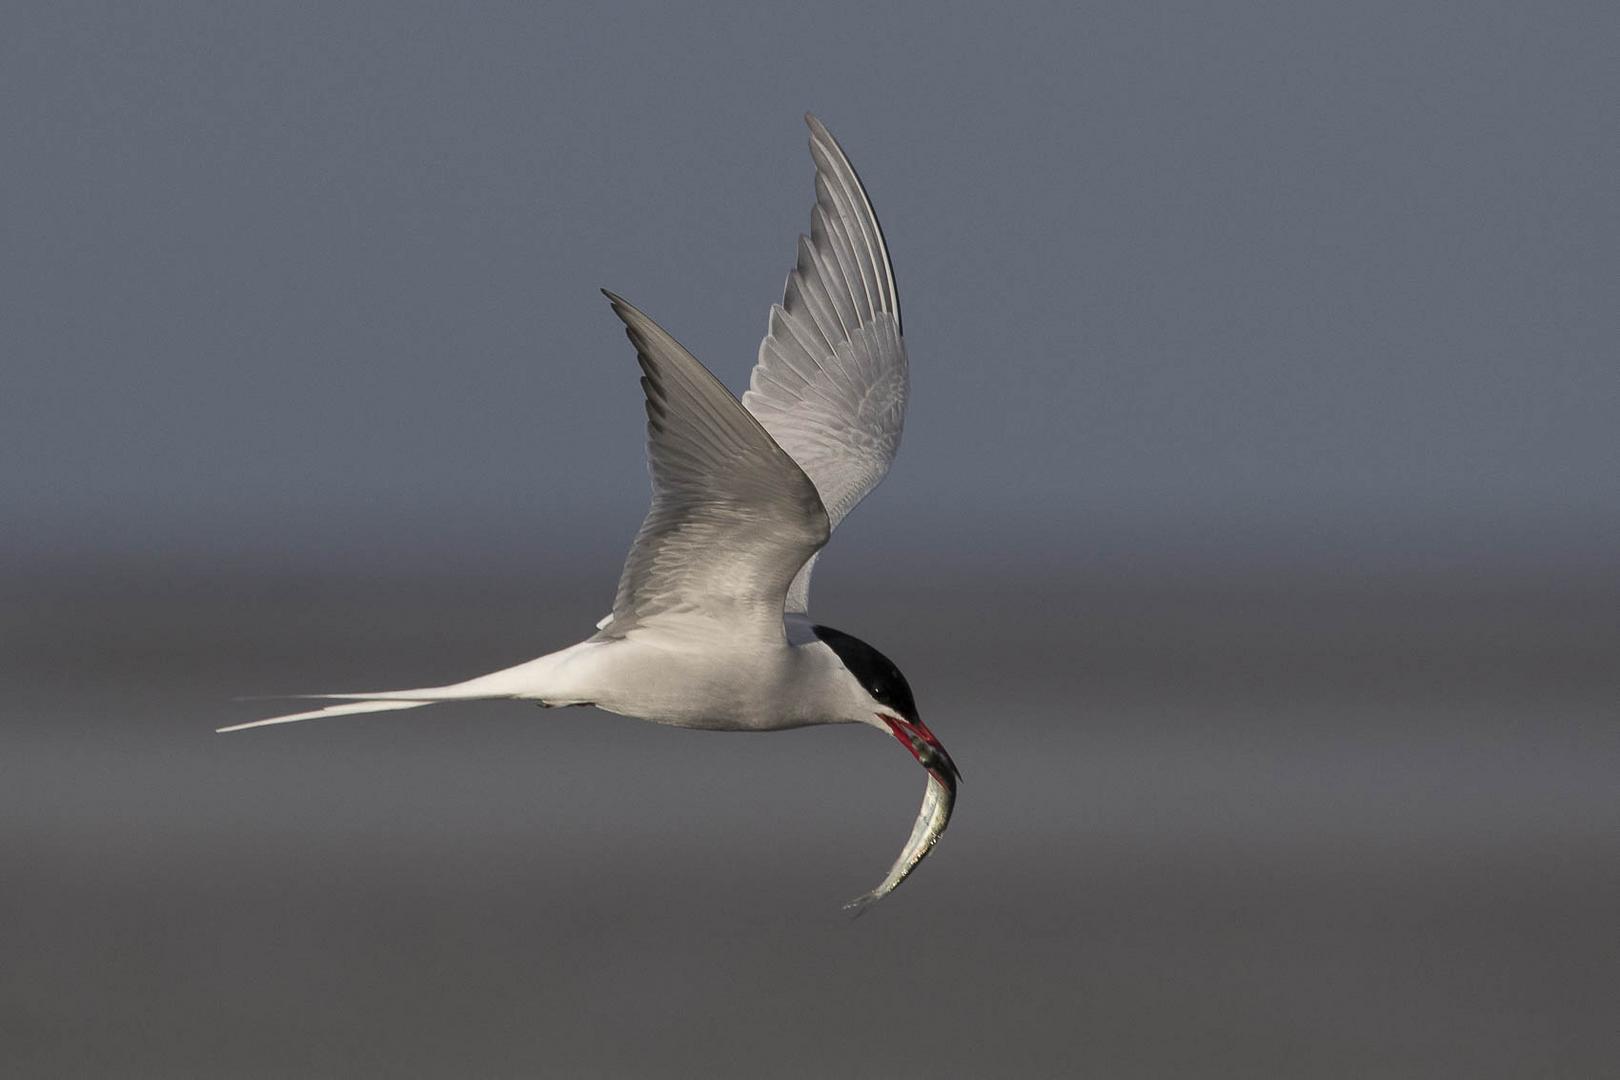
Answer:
[4,2,1617,1077]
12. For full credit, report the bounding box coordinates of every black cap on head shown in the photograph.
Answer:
[812,625,919,722]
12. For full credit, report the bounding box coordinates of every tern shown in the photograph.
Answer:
[221,115,959,909]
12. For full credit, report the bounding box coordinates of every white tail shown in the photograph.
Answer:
[218,644,597,733]
[216,697,440,733]
[216,682,521,732]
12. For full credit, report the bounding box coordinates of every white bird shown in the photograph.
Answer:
[221,114,959,909]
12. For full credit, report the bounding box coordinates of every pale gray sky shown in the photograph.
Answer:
[6,6,1620,1076]
[4,0,1615,577]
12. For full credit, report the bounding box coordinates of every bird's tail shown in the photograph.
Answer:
[216,680,522,734]
[219,645,592,733]
[216,697,442,733]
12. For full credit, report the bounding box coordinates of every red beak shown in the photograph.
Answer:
[878,713,961,787]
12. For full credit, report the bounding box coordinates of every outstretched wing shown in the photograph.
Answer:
[596,292,830,644]
[742,114,908,614]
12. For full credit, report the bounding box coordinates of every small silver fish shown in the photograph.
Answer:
[846,760,958,912]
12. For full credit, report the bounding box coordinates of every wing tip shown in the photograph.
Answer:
[805,113,838,153]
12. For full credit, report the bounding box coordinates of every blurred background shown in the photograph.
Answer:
[4,2,1617,1076]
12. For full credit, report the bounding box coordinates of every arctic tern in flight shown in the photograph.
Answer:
[222,114,959,909]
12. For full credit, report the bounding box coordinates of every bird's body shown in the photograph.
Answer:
[295,616,851,732]
[224,115,958,908]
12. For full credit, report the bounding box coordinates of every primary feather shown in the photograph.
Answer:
[743,114,909,615]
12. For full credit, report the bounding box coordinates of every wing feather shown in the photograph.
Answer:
[598,292,829,643]
[742,115,908,614]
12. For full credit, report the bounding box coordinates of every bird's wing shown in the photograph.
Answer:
[595,292,830,644]
[741,114,908,615]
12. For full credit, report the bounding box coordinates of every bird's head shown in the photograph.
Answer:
[812,625,960,789]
